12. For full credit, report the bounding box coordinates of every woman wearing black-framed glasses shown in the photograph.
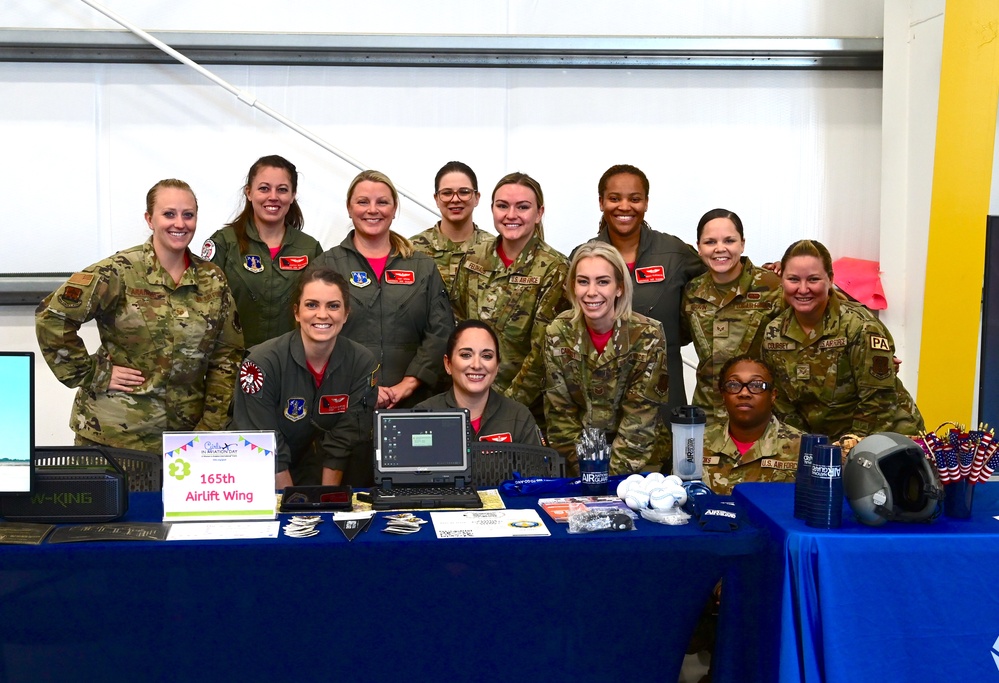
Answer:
[702,355,802,495]
[410,161,492,290]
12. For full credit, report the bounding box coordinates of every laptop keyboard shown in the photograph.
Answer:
[370,485,483,511]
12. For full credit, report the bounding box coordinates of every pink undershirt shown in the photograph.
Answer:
[471,416,482,434]
[307,360,327,388]
[369,255,389,281]
[497,242,514,268]
[269,246,281,260]
[626,262,636,272]
[730,434,755,455]
[586,326,613,355]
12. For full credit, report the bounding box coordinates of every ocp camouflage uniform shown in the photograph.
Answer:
[682,257,784,422]
[452,232,569,408]
[702,415,802,495]
[202,220,323,348]
[593,222,705,410]
[35,239,244,454]
[410,221,492,292]
[761,296,925,440]
[544,310,670,475]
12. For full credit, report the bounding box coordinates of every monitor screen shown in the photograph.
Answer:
[0,352,34,494]
[375,412,468,472]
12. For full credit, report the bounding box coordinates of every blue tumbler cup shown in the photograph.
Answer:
[806,444,843,529]
[794,434,829,519]
[579,456,609,496]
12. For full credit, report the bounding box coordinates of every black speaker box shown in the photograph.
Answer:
[0,450,129,523]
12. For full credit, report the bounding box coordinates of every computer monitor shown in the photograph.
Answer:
[0,351,34,494]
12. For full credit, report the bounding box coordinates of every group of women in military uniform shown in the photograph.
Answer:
[35,157,925,489]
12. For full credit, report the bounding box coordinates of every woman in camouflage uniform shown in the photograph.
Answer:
[410,161,492,291]
[451,172,569,424]
[683,208,784,422]
[36,179,243,454]
[703,355,802,495]
[201,155,323,348]
[761,240,924,440]
[544,242,670,476]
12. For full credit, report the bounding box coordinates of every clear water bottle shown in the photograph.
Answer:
[806,444,843,529]
[794,434,829,519]
[671,405,706,482]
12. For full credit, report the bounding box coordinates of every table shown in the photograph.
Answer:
[734,482,999,683]
[0,493,762,683]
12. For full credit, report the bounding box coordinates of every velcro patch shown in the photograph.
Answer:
[761,459,796,470]
[284,398,307,422]
[735,302,769,310]
[818,337,847,349]
[550,347,579,361]
[279,255,309,271]
[239,360,265,394]
[509,275,540,285]
[870,355,892,380]
[200,239,216,261]
[58,285,84,308]
[385,270,415,285]
[464,261,486,275]
[869,335,891,351]
[763,341,794,351]
[479,432,513,443]
[319,394,349,414]
[635,265,665,283]
[67,272,95,287]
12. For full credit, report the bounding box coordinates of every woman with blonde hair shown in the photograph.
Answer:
[761,239,924,439]
[317,170,454,410]
[544,240,670,475]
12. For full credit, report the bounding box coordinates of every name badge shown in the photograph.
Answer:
[635,265,665,283]
[479,432,513,443]
[319,395,349,414]
[385,270,415,285]
[279,255,309,271]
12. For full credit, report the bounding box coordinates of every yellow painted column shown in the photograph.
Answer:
[918,2,999,427]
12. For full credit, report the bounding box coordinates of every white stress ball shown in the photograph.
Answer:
[624,489,650,511]
[616,479,633,499]
[664,475,684,488]
[650,493,677,511]
[645,472,666,485]
[669,486,688,507]
[648,487,671,507]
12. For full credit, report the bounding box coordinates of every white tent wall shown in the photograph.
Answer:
[2,1,896,445]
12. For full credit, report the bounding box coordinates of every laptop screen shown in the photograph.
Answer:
[374,410,470,476]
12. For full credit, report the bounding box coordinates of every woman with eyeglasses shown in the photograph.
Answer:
[230,267,378,488]
[544,241,669,476]
[761,240,924,440]
[702,355,802,495]
[682,208,784,423]
[410,161,492,290]
[451,172,569,425]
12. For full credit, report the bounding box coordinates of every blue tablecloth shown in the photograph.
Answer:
[734,481,999,683]
[0,493,763,683]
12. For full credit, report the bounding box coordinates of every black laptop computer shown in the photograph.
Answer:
[369,409,483,510]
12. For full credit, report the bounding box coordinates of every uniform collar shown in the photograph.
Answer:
[288,329,343,377]
[142,238,198,289]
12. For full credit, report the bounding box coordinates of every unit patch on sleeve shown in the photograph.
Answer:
[239,359,265,394]
[200,239,216,261]
[870,355,892,380]
[869,335,891,352]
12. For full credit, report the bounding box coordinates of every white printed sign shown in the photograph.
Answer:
[162,431,276,522]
